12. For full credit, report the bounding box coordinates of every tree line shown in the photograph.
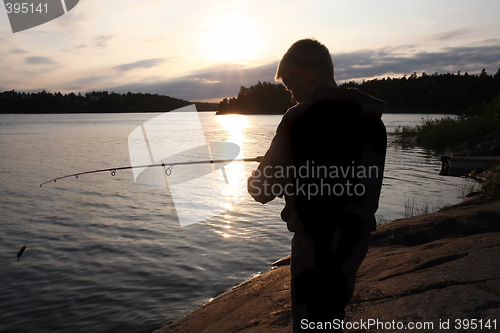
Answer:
[0,90,218,113]
[218,81,294,114]
[218,69,500,114]
[2,69,499,114]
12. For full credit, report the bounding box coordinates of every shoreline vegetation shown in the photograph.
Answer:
[393,94,500,150]
[1,69,499,114]
[392,85,500,202]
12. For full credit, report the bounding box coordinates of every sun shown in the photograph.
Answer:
[200,15,261,63]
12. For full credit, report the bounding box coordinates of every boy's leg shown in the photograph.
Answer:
[291,231,315,332]
[290,228,370,332]
[340,231,370,304]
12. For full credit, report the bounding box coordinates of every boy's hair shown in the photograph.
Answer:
[275,38,334,81]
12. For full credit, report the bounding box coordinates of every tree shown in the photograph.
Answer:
[217,81,293,114]
[494,68,500,80]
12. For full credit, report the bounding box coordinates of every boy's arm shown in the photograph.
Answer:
[247,100,313,204]
[247,110,299,204]
[247,139,286,204]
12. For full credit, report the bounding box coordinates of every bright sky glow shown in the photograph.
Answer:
[199,14,261,63]
[1,0,500,101]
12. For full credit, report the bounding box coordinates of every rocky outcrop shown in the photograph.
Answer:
[155,200,500,333]
[346,201,500,332]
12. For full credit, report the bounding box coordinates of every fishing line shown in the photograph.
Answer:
[17,207,35,261]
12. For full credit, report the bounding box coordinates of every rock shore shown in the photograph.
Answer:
[155,199,500,332]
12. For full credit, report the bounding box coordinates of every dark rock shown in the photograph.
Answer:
[470,165,500,184]
[466,191,482,198]
[369,201,500,247]
[272,255,291,266]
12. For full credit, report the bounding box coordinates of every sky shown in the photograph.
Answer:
[1,0,500,102]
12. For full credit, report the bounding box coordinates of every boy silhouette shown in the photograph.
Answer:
[248,38,387,332]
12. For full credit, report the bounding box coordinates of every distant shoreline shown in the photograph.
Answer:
[215,109,459,115]
[0,109,457,115]
[0,110,218,115]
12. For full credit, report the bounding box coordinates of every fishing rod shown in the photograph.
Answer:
[39,156,264,187]
[15,155,265,261]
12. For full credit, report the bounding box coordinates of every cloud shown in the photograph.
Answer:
[65,73,120,91]
[482,39,500,45]
[430,28,471,41]
[333,44,500,81]
[95,35,114,48]
[115,58,169,72]
[11,48,27,54]
[25,56,58,65]
[72,75,109,86]
[55,8,90,31]
[96,42,500,101]
[101,62,279,101]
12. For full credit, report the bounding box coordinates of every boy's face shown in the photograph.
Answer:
[281,71,315,104]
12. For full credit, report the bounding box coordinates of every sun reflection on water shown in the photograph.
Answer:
[213,115,251,235]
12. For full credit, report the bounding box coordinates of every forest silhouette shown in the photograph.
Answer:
[218,69,500,115]
[1,69,499,114]
[0,91,217,114]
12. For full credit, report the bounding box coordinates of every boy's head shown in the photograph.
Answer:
[275,38,335,103]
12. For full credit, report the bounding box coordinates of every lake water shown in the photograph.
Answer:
[0,112,472,333]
